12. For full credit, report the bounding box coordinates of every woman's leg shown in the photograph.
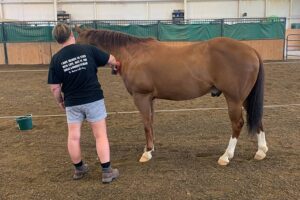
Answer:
[91,119,110,163]
[67,122,82,164]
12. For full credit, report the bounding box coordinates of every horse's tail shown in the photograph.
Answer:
[245,51,264,135]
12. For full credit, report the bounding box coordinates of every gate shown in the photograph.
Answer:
[286,34,300,60]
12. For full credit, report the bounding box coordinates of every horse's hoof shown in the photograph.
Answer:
[139,151,152,162]
[254,150,266,160]
[218,157,229,166]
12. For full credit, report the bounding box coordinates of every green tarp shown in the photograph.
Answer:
[224,22,285,40]
[0,21,286,43]
[0,24,3,42]
[5,24,53,42]
[291,23,300,29]
[158,23,221,41]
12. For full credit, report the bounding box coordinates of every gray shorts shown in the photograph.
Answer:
[65,99,107,123]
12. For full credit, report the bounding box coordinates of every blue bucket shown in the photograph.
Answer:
[16,114,33,131]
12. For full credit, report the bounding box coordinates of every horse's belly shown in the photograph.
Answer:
[155,85,210,100]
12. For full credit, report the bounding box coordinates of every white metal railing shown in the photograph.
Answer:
[286,34,300,60]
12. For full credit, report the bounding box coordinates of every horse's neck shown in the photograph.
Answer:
[109,46,133,63]
[106,41,156,64]
[107,48,123,61]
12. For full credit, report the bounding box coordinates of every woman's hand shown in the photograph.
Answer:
[58,102,65,111]
[108,55,121,74]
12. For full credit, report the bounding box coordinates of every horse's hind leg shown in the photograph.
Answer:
[132,93,155,162]
[218,100,244,166]
[254,122,268,160]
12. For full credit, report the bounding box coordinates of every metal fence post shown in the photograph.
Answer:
[93,20,97,29]
[157,20,160,41]
[48,21,52,41]
[49,21,53,59]
[283,17,287,60]
[221,19,224,37]
[1,22,8,65]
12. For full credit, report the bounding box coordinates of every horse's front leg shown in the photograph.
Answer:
[133,93,155,162]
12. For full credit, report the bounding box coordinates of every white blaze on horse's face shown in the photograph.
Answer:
[218,137,237,166]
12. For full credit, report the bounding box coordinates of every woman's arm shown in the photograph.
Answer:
[50,84,65,111]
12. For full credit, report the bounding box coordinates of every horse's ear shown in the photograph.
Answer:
[74,25,83,34]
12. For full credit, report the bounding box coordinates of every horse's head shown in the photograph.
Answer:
[74,26,92,45]
[74,25,83,35]
[74,25,84,44]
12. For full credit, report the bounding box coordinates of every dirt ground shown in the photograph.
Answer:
[0,62,299,200]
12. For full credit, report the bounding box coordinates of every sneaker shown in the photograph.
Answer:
[102,167,119,183]
[73,164,89,180]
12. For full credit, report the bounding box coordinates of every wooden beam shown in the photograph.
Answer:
[0,3,3,19]
[54,0,57,21]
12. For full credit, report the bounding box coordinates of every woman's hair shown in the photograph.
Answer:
[52,23,72,44]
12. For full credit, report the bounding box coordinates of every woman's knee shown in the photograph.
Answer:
[91,119,107,138]
[68,123,82,140]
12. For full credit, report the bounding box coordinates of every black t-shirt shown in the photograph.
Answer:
[48,44,109,107]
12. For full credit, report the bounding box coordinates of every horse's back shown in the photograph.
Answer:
[207,37,258,61]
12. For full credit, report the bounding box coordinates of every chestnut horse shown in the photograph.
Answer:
[76,27,268,166]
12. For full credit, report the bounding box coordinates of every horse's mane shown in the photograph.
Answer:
[81,29,155,52]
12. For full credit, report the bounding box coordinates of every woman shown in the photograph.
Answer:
[48,23,119,183]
